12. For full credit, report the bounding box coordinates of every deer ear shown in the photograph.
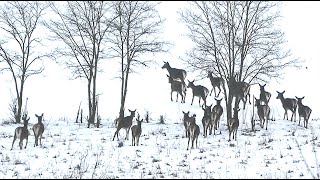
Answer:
[302,96,305,99]
[41,113,44,116]
[35,114,38,117]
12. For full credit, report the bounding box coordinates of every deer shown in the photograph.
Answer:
[207,71,224,97]
[295,96,312,129]
[187,79,209,107]
[182,111,190,138]
[211,98,223,135]
[131,113,143,146]
[276,90,297,122]
[11,114,30,150]
[185,113,200,150]
[227,108,240,142]
[162,61,187,84]
[112,109,136,141]
[201,104,213,138]
[229,75,251,110]
[259,83,271,105]
[32,113,44,147]
[254,98,270,130]
[166,74,187,103]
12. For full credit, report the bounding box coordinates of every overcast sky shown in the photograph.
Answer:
[0,1,319,121]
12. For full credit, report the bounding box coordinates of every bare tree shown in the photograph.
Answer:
[179,1,300,120]
[0,1,47,123]
[43,1,113,128]
[109,1,170,121]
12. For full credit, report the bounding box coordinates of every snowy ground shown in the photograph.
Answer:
[0,104,319,179]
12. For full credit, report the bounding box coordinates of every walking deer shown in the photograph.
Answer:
[185,114,200,150]
[211,98,223,135]
[295,96,312,128]
[32,113,44,147]
[276,91,297,122]
[229,76,251,109]
[254,98,270,130]
[227,108,240,142]
[162,61,187,84]
[112,109,136,141]
[166,74,186,103]
[259,84,271,105]
[131,113,143,146]
[201,104,213,138]
[11,114,30,150]
[182,111,190,138]
[187,79,209,107]
[208,71,224,97]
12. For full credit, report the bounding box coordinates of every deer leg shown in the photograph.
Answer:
[19,140,23,150]
[191,96,194,105]
[137,137,140,146]
[170,91,173,101]
[199,97,201,107]
[25,137,28,149]
[217,86,221,97]
[40,134,42,147]
[11,135,17,150]
[210,87,213,96]
[187,137,191,150]
[112,128,120,141]
[176,92,179,102]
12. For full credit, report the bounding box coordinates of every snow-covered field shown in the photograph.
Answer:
[0,102,319,179]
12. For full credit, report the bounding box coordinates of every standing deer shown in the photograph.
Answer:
[211,98,223,135]
[201,104,213,138]
[254,98,270,130]
[112,109,136,141]
[229,76,251,109]
[227,108,240,142]
[166,74,187,103]
[276,91,297,122]
[259,84,271,105]
[11,114,30,150]
[182,111,190,138]
[162,61,187,84]
[131,113,143,146]
[295,96,312,128]
[187,79,209,107]
[32,113,44,147]
[208,71,224,97]
[185,114,200,150]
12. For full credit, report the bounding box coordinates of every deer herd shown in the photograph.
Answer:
[10,61,313,151]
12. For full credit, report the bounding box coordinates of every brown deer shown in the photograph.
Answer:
[259,84,271,105]
[112,109,136,141]
[11,114,30,150]
[229,75,251,109]
[254,98,270,130]
[201,104,213,138]
[185,114,200,150]
[32,113,44,147]
[187,79,209,107]
[182,111,190,138]
[166,74,187,103]
[227,108,240,142]
[295,96,312,128]
[131,113,143,146]
[162,61,187,84]
[207,71,224,97]
[276,91,297,121]
[211,98,223,135]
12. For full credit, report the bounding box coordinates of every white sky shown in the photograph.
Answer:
[0,1,319,121]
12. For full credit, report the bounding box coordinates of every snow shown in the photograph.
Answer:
[0,1,320,179]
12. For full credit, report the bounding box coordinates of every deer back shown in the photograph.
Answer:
[162,61,187,83]
[16,115,30,140]
[276,91,297,111]
[167,74,186,93]
[208,72,224,87]
[131,117,143,137]
[296,96,312,117]
[187,80,209,97]
[118,109,136,129]
[33,113,44,135]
